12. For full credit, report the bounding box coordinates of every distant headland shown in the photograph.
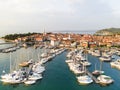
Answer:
[94,28,120,36]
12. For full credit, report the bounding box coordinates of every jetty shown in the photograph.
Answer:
[0,42,15,45]
[86,70,100,84]
[0,46,21,53]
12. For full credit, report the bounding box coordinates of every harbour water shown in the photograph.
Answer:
[0,43,120,90]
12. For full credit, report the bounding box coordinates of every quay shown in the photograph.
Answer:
[86,70,100,84]
[0,46,21,53]
[0,42,15,45]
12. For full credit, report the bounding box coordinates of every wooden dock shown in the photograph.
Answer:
[86,70,100,84]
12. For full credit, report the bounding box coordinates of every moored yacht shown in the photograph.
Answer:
[77,75,93,85]
[110,59,120,69]
[92,70,104,76]
[19,60,33,67]
[28,73,42,81]
[99,56,111,62]
[92,63,104,76]
[41,53,48,58]
[24,80,36,85]
[97,75,114,85]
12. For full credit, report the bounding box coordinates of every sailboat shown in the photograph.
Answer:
[1,53,22,84]
[19,60,32,67]
[76,65,93,85]
[19,51,33,67]
[92,62,104,76]
[96,62,114,85]
[81,54,91,66]
[32,54,45,74]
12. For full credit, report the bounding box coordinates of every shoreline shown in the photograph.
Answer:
[0,38,14,42]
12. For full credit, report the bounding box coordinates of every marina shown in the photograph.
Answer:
[0,42,119,90]
[0,44,65,85]
[0,0,120,89]
[65,49,114,86]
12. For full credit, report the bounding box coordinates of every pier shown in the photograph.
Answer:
[0,42,15,45]
[86,70,100,84]
[0,46,21,53]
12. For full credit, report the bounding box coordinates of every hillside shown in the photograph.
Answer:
[94,28,120,35]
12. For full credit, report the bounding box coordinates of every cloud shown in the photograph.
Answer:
[0,0,120,36]
[64,0,85,4]
[100,0,120,17]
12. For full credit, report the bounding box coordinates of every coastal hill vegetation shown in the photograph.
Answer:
[2,32,37,40]
[94,28,120,36]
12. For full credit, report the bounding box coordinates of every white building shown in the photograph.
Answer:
[51,40,59,46]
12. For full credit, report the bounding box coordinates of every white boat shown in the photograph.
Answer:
[102,52,111,57]
[82,61,91,66]
[32,64,45,74]
[1,53,23,84]
[99,56,111,62]
[97,75,114,85]
[49,49,55,54]
[40,58,48,64]
[81,54,91,66]
[66,51,74,58]
[67,61,85,74]
[117,52,120,56]
[91,50,101,57]
[77,75,93,85]
[28,73,42,81]
[1,78,21,84]
[111,55,116,59]
[1,73,11,79]
[92,70,104,76]
[41,53,48,58]
[76,63,93,85]
[24,80,36,85]
[92,63,104,76]
[65,59,73,63]
[110,59,120,69]
[1,71,22,84]
[74,67,85,74]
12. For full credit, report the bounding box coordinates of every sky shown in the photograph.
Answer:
[0,0,120,36]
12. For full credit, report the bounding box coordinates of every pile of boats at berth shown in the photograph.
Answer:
[88,48,120,62]
[66,49,114,86]
[66,50,93,85]
[88,49,116,62]
[0,48,65,85]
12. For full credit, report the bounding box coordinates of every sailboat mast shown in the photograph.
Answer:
[38,53,40,61]
[10,52,12,73]
[86,54,87,61]
[100,61,102,71]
